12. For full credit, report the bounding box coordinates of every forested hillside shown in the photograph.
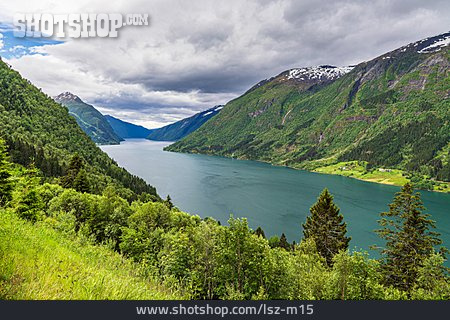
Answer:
[54,92,123,145]
[167,33,450,189]
[0,59,157,199]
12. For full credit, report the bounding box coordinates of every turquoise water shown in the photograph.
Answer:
[101,139,450,255]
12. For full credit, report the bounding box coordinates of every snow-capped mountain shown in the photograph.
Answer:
[54,91,83,103]
[167,31,450,186]
[54,92,123,145]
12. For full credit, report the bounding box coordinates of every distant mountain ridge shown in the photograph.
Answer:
[54,92,222,143]
[167,32,450,184]
[105,115,153,139]
[146,105,223,141]
[54,92,123,145]
[0,61,157,197]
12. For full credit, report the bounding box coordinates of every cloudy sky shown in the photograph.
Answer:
[0,0,449,128]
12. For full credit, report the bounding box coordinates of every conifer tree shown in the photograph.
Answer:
[375,183,444,292]
[0,139,13,206]
[164,195,174,210]
[302,188,350,266]
[279,233,291,250]
[73,169,90,193]
[16,166,42,222]
[62,153,87,190]
[255,226,266,238]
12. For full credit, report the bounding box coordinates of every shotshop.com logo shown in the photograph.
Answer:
[13,13,149,38]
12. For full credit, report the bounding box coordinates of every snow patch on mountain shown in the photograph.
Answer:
[286,65,353,81]
[417,35,450,54]
[54,92,81,102]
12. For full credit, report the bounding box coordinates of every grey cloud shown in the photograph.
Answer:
[4,0,450,128]
[113,0,450,94]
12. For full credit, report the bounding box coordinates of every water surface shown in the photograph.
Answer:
[101,139,450,254]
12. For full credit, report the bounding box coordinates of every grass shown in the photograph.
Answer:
[313,161,450,193]
[432,183,450,193]
[313,161,408,185]
[0,210,182,300]
[314,161,450,192]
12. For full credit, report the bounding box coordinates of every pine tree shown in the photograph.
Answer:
[16,166,42,222]
[73,169,90,193]
[279,233,291,250]
[302,188,350,266]
[255,226,266,238]
[0,139,13,206]
[375,183,443,292]
[164,195,174,210]
[61,153,85,189]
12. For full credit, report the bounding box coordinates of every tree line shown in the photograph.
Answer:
[0,139,448,300]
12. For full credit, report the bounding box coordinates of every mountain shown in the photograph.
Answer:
[0,59,157,198]
[105,115,152,139]
[54,92,123,145]
[147,105,223,141]
[167,32,450,184]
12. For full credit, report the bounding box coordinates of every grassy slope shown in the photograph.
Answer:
[0,210,180,300]
[314,161,408,184]
[313,161,450,192]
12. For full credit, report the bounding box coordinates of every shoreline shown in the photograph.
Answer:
[164,147,450,194]
[310,161,450,193]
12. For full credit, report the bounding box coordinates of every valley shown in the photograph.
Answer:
[0,28,449,301]
[101,139,450,254]
[167,33,450,192]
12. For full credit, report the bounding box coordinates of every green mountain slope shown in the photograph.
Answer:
[105,115,152,139]
[147,105,223,141]
[54,92,123,145]
[0,59,157,198]
[167,33,450,185]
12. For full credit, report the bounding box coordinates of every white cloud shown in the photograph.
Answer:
[9,45,25,52]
